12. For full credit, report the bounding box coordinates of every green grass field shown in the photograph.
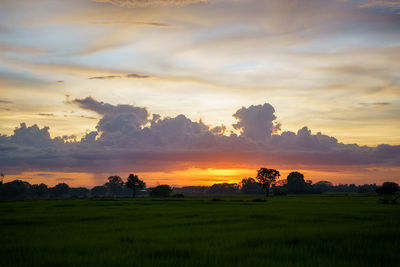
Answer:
[1,195,399,267]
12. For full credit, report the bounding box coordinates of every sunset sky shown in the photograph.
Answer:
[0,0,399,187]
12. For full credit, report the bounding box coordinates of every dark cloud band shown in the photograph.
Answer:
[1,97,399,175]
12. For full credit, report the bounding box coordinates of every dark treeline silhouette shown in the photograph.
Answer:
[0,173,146,201]
[173,169,398,199]
[0,168,398,201]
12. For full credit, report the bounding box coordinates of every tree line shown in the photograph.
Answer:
[175,169,398,198]
[0,173,170,201]
[0,168,398,201]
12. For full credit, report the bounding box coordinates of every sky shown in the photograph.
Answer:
[0,0,399,187]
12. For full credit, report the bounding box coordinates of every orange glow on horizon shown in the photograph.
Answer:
[4,166,400,188]
[138,168,256,187]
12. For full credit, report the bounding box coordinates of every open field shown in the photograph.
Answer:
[1,195,399,267]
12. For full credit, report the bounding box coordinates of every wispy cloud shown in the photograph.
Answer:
[135,22,173,27]
[88,75,121,80]
[360,0,400,9]
[359,102,391,107]
[125,73,150,78]
[88,73,150,79]
[56,178,75,181]
[0,43,47,54]
[91,20,173,27]
[93,0,208,7]
[80,115,97,120]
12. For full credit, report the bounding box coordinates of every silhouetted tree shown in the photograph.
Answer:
[50,183,71,198]
[286,172,308,194]
[313,181,333,193]
[105,176,124,197]
[208,183,239,195]
[125,173,146,198]
[0,180,31,200]
[71,187,89,199]
[376,182,399,204]
[286,172,318,194]
[150,185,172,197]
[377,182,399,195]
[29,183,49,199]
[173,186,209,196]
[357,184,378,193]
[239,178,263,195]
[91,186,107,198]
[256,168,280,198]
[349,184,357,192]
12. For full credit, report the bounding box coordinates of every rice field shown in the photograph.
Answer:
[1,195,399,267]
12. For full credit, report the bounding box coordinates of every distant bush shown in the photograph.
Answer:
[240,178,263,195]
[150,185,172,197]
[91,186,107,198]
[376,182,399,204]
[272,186,287,196]
[207,183,239,195]
[313,181,333,192]
[70,187,89,199]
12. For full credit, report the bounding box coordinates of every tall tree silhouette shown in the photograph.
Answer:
[105,176,124,197]
[256,168,280,199]
[126,174,146,198]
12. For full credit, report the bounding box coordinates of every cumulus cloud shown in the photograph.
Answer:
[233,104,281,142]
[0,98,399,174]
[7,123,59,147]
[93,0,208,7]
[73,97,149,134]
